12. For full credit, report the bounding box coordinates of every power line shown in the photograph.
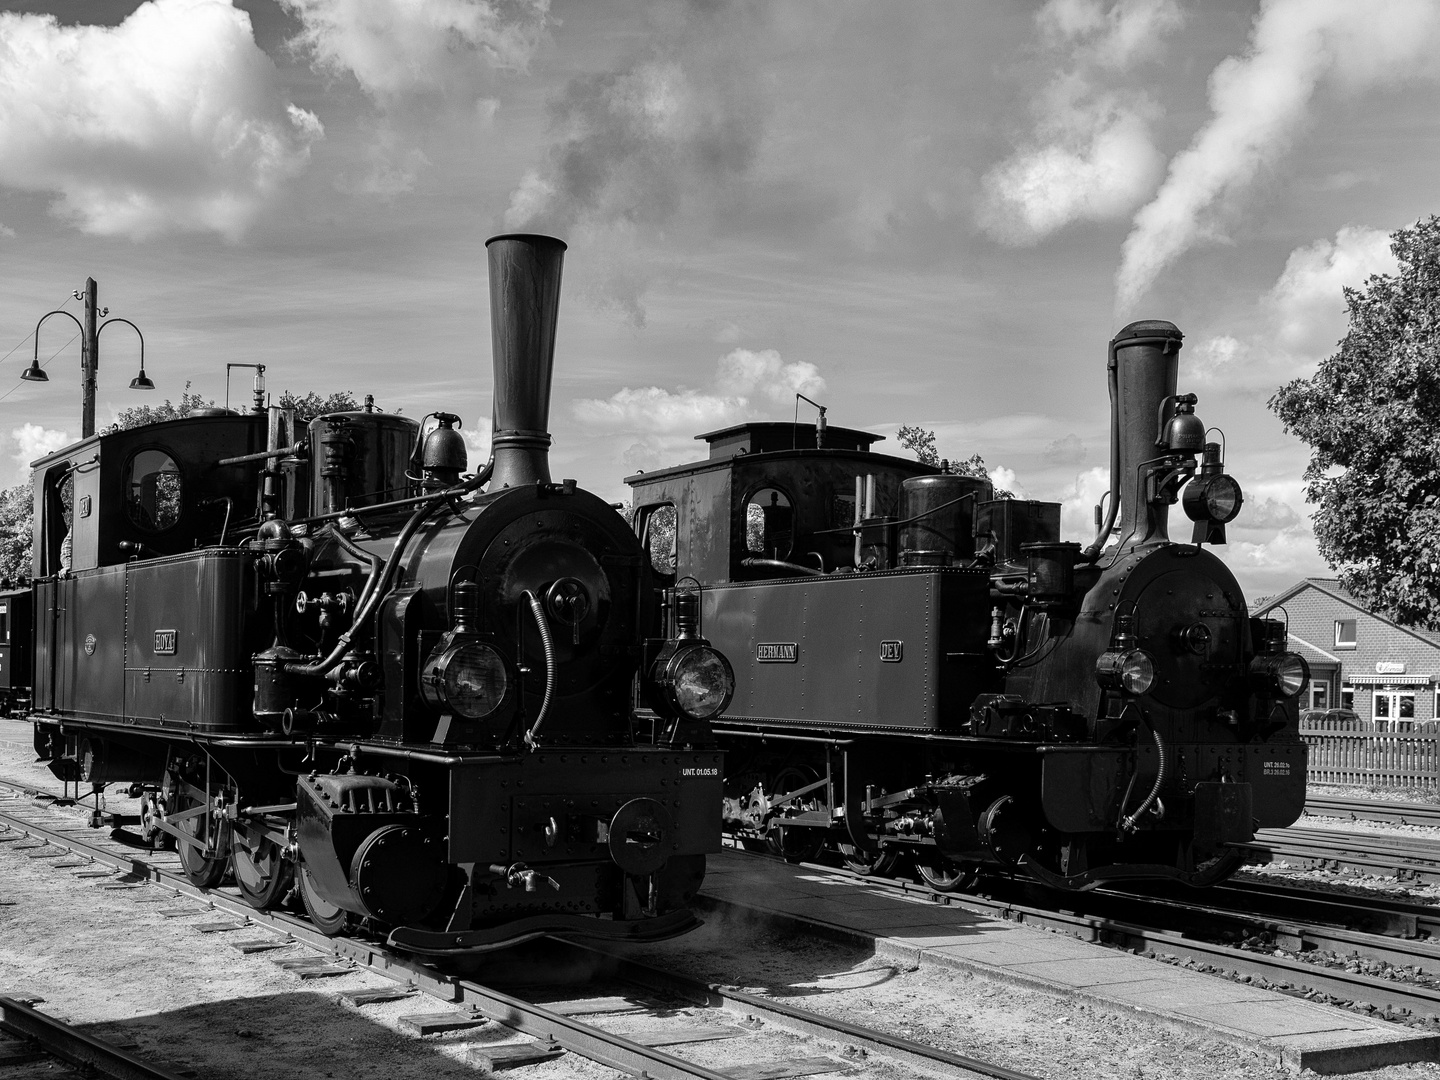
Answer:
[0,290,78,368]
[0,330,81,406]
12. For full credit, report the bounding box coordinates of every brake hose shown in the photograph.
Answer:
[522,589,556,749]
[1119,726,1167,832]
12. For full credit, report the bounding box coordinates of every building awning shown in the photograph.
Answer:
[1344,674,1434,685]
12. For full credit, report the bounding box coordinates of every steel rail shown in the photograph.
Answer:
[570,941,1044,1080]
[1306,795,1440,827]
[0,996,190,1080]
[718,845,1440,1019]
[0,787,756,1080]
[1248,827,1440,884]
[0,778,1046,1080]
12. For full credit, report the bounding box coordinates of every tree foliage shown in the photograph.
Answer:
[1270,215,1440,628]
[104,386,363,435]
[895,425,1011,497]
[103,383,216,433]
[0,484,32,588]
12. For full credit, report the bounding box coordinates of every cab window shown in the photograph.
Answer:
[126,449,182,532]
[745,486,793,559]
[635,503,677,577]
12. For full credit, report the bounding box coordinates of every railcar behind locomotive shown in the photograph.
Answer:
[20,234,734,951]
[627,320,1308,891]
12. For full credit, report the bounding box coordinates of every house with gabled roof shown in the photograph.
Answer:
[1252,578,1440,727]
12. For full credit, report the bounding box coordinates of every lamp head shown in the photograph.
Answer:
[129,368,155,391]
[21,359,49,383]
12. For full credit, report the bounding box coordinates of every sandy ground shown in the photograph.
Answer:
[3,734,1440,1079]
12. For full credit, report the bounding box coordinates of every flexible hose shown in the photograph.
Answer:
[1120,727,1167,832]
[284,457,496,677]
[522,590,556,749]
[285,495,443,677]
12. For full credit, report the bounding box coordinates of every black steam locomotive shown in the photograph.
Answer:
[627,320,1309,891]
[19,235,734,952]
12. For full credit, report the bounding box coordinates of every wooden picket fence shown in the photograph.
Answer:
[1300,716,1440,791]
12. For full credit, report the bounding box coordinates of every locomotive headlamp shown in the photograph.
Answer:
[1249,651,1309,699]
[1183,472,1243,525]
[649,641,735,721]
[421,642,508,719]
[1095,648,1156,695]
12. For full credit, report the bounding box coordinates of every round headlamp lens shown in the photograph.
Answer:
[1120,650,1155,694]
[1095,648,1156,694]
[1204,475,1243,523]
[1249,652,1309,699]
[666,645,735,720]
[438,643,507,718]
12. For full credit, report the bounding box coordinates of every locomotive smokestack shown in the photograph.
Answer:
[1110,319,1183,550]
[486,233,567,489]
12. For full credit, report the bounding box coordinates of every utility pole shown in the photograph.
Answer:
[80,277,98,439]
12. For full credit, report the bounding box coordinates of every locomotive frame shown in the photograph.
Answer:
[628,320,1310,891]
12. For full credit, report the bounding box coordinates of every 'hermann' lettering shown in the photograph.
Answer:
[756,642,798,663]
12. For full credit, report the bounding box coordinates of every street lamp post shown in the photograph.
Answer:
[20,277,154,437]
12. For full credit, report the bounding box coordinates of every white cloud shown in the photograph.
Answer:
[989,466,1028,501]
[1059,465,1111,544]
[1265,226,1396,356]
[0,223,14,239]
[573,385,745,435]
[980,1,1180,244]
[571,346,828,473]
[715,349,825,406]
[503,7,766,237]
[1116,0,1440,309]
[0,0,322,241]
[1188,226,1398,390]
[333,132,432,197]
[12,424,70,470]
[280,0,549,103]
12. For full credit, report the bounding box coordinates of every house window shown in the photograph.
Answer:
[1334,619,1357,649]
[1374,690,1416,730]
[1308,680,1328,710]
[1341,687,1354,710]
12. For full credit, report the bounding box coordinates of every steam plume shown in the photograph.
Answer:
[1115,0,1440,309]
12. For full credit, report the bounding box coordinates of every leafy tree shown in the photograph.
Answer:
[103,382,216,433]
[278,390,361,420]
[0,484,32,587]
[1270,215,1440,628]
[896,424,939,466]
[895,425,1012,497]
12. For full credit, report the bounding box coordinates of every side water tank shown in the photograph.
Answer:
[309,412,420,517]
[899,474,992,566]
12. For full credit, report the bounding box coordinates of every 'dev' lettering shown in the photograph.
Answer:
[682,767,720,777]
[1262,761,1291,776]
[756,642,798,663]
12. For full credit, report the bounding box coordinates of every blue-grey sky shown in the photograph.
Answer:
[2,0,1438,599]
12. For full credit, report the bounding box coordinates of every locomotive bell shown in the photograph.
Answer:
[1157,394,1205,453]
[421,413,467,489]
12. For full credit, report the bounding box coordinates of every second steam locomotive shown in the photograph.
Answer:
[628,320,1309,891]
[22,235,734,952]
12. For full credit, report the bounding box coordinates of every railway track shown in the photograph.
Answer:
[706,837,1440,1025]
[1249,824,1440,883]
[0,995,191,1080]
[0,777,1040,1080]
[1306,794,1440,827]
